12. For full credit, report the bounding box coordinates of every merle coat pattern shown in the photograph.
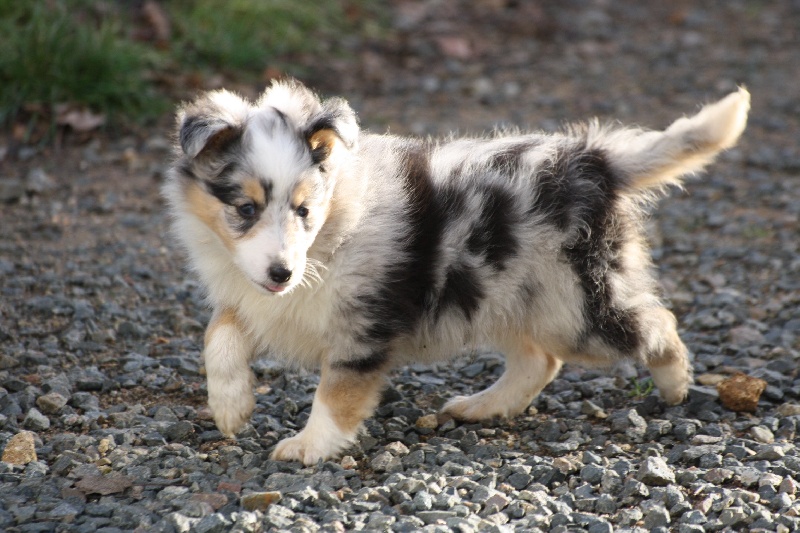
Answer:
[163,80,750,464]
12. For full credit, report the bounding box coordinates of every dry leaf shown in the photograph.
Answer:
[435,36,472,60]
[57,108,106,132]
[142,1,171,43]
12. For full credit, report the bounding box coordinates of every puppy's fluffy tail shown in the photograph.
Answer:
[591,88,750,191]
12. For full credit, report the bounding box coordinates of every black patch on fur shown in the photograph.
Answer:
[273,107,289,128]
[333,351,389,373]
[448,160,467,181]
[357,141,451,345]
[181,116,241,158]
[487,141,535,173]
[519,281,538,306]
[234,213,259,234]
[436,265,484,321]
[179,115,208,155]
[261,180,273,207]
[305,115,338,165]
[529,152,574,230]
[178,162,198,181]
[215,161,239,182]
[310,143,331,165]
[560,147,641,354]
[206,180,240,206]
[466,185,519,270]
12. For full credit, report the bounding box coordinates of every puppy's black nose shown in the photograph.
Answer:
[268,265,292,284]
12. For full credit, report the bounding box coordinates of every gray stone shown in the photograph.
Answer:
[34,391,68,415]
[163,421,194,441]
[643,506,671,528]
[610,409,647,441]
[772,492,793,510]
[595,494,617,514]
[417,510,458,524]
[413,490,434,511]
[720,507,747,527]
[507,471,533,490]
[637,457,675,486]
[750,425,775,444]
[370,451,402,473]
[166,512,200,533]
[0,179,24,202]
[581,464,605,484]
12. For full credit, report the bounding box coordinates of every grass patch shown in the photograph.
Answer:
[628,377,655,399]
[0,1,387,132]
[0,1,165,126]
[168,0,350,74]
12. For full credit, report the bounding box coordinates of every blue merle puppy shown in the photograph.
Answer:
[163,80,750,464]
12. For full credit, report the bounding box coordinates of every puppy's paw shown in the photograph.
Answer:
[650,362,692,406]
[660,385,689,406]
[208,389,255,437]
[271,430,349,465]
[441,394,512,421]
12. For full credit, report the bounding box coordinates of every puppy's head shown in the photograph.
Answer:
[172,79,358,294]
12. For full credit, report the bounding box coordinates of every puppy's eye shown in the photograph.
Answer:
[237,203,257,218]
[296,206,309,218]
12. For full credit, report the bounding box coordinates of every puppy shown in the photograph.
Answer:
[163,80,749,464]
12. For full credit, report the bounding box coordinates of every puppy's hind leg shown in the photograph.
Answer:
[442,338,563,421]
[643,308,693,405]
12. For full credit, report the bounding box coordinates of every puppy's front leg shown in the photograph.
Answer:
[272,358,386,465]
[204,307,255,437]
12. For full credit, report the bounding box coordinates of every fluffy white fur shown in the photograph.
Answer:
[164,82,750,464]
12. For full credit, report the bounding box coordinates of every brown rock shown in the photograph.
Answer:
[241,491,281,511]
[415,414,439,429]
[717,373,767,412]
[1,431,37,465]
[74,474,133,496]
[191,492,229,511]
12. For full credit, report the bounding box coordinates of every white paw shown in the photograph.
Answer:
[660,385,689,406]
[208,388,255,437]
[442,394,501,421]
[442,392,530,421]
[271,429,350,465]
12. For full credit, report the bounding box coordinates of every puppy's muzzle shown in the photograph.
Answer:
[268,264,292,284]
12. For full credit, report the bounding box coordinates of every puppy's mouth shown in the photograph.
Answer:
[260,282,287,294]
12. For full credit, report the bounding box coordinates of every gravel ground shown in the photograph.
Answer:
[1,1,799,532]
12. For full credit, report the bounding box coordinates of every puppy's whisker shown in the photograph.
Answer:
[302,258,326,288]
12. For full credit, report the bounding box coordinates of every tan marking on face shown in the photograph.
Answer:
[204,307,239,347]
[185,181,235,252]
[317,365,386,434]
[242,179,266,206]
[291,179,314,209]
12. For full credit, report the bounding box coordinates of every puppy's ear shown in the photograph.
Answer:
[176,90,249,159]
[305,97,359,165]
[258,78,359,164]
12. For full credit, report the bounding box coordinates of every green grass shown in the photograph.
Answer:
[0,1,164,126]
[628,377,655,399]
[0,1,386,130]
[167,0,352,74]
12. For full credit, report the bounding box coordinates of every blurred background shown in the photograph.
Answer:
[2,0,796,145]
